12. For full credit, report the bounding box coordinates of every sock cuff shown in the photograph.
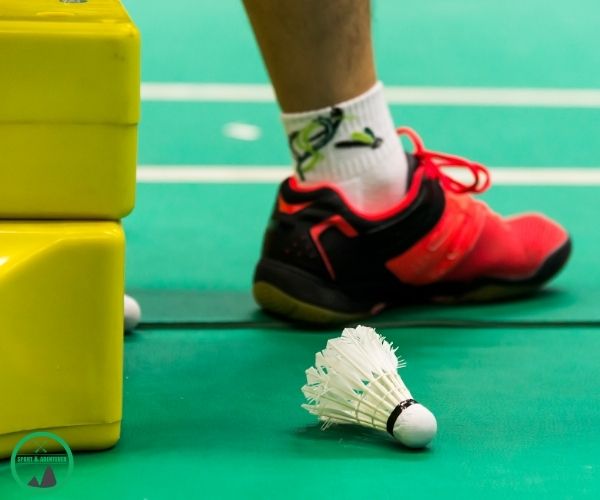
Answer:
[281,81,383,121]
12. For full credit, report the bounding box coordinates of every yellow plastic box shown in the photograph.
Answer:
[0,0,140,219]
[0,221,124,458]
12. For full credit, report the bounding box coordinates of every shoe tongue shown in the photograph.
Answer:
[404,153,419,190]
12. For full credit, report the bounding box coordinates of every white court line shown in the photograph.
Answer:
[137,166,600,185]
[141,83,600,108]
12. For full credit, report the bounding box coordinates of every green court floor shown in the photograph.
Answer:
[1,0,600,498]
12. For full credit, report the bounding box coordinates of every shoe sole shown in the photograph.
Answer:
[253,238,572,325]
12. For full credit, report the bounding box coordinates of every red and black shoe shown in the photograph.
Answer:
[253,128,571,324]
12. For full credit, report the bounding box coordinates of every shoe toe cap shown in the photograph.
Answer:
[506,213,570,264]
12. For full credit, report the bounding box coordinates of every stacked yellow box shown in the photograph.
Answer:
[0,0,139,458]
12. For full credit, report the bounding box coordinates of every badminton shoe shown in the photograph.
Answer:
[253,127,571,323]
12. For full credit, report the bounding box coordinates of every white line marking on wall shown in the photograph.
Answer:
[137,166,600,185]
[141,83,600,108]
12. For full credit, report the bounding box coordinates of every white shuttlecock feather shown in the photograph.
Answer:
[301,325,437,448]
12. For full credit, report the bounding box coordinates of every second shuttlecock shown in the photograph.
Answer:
[301,325,437,448]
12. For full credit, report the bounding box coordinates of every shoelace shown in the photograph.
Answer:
[397,126,491,194]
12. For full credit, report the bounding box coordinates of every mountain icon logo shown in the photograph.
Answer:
[28,465,58,488]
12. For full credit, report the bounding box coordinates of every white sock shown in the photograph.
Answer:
[282,82,408,213]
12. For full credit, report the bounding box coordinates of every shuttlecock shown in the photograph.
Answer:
[301,325,437,448]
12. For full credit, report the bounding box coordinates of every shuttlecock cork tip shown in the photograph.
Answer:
[389,401,437,448]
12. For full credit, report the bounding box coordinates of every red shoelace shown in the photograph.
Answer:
[397,126,491,194]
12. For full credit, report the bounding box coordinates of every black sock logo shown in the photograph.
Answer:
[335,127,383,149]
[288,108,383,180]
[288,107,344,180]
